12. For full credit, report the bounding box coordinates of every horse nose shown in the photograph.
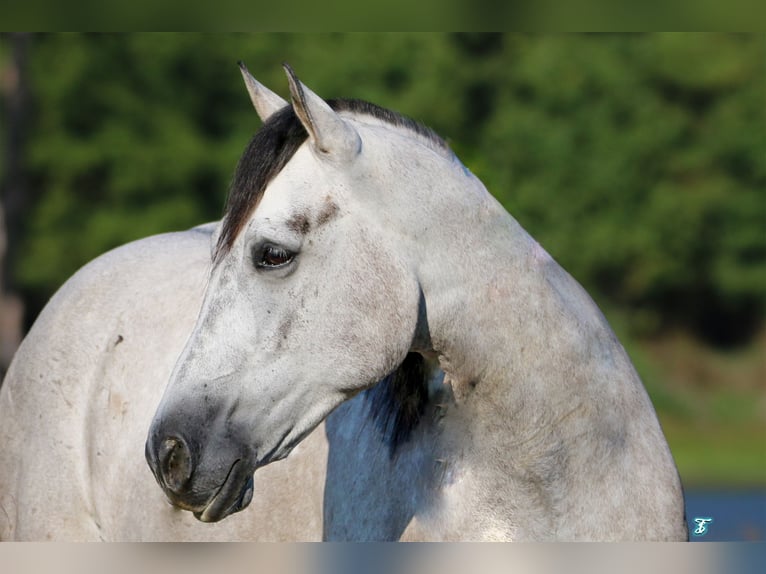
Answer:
[157,436,193,494]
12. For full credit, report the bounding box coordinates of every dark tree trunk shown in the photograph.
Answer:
[0,33,30,381]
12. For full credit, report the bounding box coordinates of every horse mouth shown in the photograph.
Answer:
[193,460,255,523]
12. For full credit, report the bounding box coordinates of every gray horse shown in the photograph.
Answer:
[146,65,688,541]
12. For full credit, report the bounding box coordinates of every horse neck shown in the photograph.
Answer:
[369,156,684,538]
[409,175,650,429]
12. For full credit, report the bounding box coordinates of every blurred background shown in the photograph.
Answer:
[0,33,763,539]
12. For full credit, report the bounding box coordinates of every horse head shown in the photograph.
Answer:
[145,65,460,521]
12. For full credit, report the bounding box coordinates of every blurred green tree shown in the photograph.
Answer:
[465,34,765,345]
[7,33,764,347]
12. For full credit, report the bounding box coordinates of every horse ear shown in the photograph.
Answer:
[238,61,288,122]
[283,63,361,161]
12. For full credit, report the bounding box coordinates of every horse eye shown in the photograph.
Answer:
[256,245,295,269]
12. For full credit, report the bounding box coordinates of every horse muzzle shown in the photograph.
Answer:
[145,427,256,522]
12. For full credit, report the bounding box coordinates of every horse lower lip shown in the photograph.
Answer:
[194,462,253,523]
[237,476,254,510]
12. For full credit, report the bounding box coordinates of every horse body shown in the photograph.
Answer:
[0,224,326,540]
[146,66,687,540]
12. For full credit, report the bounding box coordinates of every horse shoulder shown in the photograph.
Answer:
[0,227,212,540]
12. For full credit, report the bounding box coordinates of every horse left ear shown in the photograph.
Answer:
[238,61,288,122]
[283,63,361,161]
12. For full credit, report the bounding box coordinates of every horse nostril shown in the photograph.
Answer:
[158,436,193,493]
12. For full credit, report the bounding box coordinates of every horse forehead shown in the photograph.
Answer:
[253,151,347,230]
[251,121,438,230]
[258,147,331,210]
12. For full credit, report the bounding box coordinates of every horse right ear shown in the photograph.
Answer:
[283,63,361,162]
[238,61,288,122]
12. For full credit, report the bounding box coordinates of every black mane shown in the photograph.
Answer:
[365,352,429,456]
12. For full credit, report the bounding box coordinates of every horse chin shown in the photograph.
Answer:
[193,461,255,523]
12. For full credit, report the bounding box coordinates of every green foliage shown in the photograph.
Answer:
[5,34,764,345]
[471,34,765,344]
